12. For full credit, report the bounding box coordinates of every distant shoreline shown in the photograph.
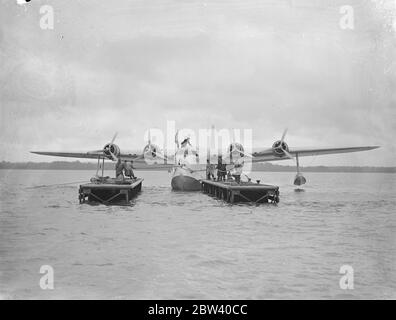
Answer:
[1,161,395,173]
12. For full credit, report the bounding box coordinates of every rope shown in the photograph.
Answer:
[27,180,88,189]
[189,165,236,173]
[190,169,207,172]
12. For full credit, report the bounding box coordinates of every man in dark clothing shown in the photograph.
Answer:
[115,158,124,181]
[220,163,227,181]
[216,156,226,181]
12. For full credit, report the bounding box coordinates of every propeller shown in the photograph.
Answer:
[228,132,253,158]
[279,128,294,159]
[87,132,119,161]
[107,132,119,161]
[278,128,306,186]
[139,129,167,162]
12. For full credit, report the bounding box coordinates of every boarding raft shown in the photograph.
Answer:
[79,177,143,205]
[201,180,280,204]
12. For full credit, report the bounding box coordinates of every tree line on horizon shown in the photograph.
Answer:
[0,161,395,173]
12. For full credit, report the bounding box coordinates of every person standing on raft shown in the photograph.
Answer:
[124,160,136,179]
[206,159,215,180]
[216,156,227,181]
[115,158,125,181]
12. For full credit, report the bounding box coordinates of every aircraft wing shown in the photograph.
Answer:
[251,146,379,162]
[30,150,142,160]
[30,151,105,159]
[32,146,379,163]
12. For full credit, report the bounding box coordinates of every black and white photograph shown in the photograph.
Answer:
[0,0,395,303]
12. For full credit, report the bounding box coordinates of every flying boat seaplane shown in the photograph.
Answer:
[31,129,379,191]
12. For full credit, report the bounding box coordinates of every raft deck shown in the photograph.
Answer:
[79,178,143,205]
[201,180,280,204]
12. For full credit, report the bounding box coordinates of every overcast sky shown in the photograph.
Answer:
[0,0,395,165]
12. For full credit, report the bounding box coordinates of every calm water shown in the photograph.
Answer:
[0,170,395,299]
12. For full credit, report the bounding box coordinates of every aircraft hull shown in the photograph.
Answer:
[171,167,202,191]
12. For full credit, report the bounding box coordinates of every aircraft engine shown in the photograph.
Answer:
[228,143,245,156]
[272,140,289,157]
[103,143,120,160]
[227,143,245,162]
[143,143,160,160]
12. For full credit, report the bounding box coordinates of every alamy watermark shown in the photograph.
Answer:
[39,265,54,290]
[339,5,355,30]
[339,265,354,290]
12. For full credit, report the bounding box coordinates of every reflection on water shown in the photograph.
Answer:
[0,170,395,299]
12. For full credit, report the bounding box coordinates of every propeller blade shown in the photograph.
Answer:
[111,132,118,144]
[283,148,294,160]
[109,151,118,161]
[239,150,254,158]
[280,128,288,143]
[151,151,167,161]
[175,130,179,144]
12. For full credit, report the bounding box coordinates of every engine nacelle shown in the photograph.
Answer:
[103,143,120,159]
[272,140,289,157]
[227,143,245,158]
[143,143,160,159]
